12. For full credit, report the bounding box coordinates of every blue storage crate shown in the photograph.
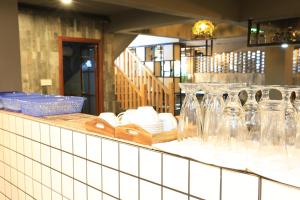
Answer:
[1,93,43,112]
[0,92,25,109]
[21,96,85,117]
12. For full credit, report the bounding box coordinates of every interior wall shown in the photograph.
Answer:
[240,0,300,21]
[18,7,115,111]
[213,37,248,53]
[194,73,265,85]
[113,33,137,59]
[0,0,22,91]
[139,22,247,41]
[195,46,296,86]
[102,31,116,112]
[264,46,293,85]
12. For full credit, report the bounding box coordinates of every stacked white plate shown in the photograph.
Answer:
[139,120,164,134]
[116,106,177,134]
[131,106,164,134]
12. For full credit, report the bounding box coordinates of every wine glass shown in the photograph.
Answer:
[217,83,248,167]
[258,86,286,172]
[202,83,225,144]
[294,87,300,149]
[290,87,300,172]
[221,83,248,148]
[178,83,202,141]
[278,86,297,155]
[200,83,212,127]
[243,86,261,148]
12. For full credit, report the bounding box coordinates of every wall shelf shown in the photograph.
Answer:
[248,18,300,47]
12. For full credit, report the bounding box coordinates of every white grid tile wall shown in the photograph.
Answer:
[293,48,300,74]
[0,111,300,200]
[195,51,265,74]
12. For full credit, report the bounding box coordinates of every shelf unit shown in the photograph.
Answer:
[130,40,212,115]
[248,18,300,47]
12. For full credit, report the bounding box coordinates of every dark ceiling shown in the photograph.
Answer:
[17,0,300,34]
[18,0,132,16]
[17,0,193,33]
[17,0,300,21]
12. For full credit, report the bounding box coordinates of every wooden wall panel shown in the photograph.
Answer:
[0,0,22,91]
[18,8,115,111]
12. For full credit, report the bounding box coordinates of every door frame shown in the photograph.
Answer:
[58,36,104,114]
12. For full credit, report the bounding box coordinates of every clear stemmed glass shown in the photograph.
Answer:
[243,86,261,148]
[278,86,297,155]
[178,83,202,141]
[221,84,248,149]
[294,88,300,149]
[289,87,300,172]
[202,83,225,144]
[215,83,248,168]
[200,83,211,127]
[258,86,286,169]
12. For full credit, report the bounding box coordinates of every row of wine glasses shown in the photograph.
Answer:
[178,83,300,168]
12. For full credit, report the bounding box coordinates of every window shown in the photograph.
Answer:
[195,50,265,74]
[293,48,300,74]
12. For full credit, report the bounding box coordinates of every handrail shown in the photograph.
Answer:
[115,49,175,114]
[115,66,147,110]
[127,49,170,92]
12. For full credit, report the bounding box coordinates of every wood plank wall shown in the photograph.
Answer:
[18,8,115,111]
[0,0,22,91]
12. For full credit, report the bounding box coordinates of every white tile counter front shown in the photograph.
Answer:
[0,110,300,200]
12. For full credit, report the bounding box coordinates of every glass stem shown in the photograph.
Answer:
[229,92,240,104]
[296,91,300,101]
[261,89,269,101]
[247,90,256,102]
[283,92,290,103]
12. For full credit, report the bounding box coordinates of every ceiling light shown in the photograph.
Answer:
[281,43,289,48]
[61,0,72,4]
[192,20,215,40]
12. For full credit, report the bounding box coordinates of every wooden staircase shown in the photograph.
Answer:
[114,49,175,114]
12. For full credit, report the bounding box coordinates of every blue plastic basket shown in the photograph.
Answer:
[21,96,85,117]
[1,93,43,112]
[0,92,25,109]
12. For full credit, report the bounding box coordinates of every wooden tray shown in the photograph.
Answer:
[85,118,115,137]
[115,124,152,145]
[85,119,177,145]
[152,129,178,144]
[115,124,177,145]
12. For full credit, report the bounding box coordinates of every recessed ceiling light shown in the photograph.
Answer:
[281,43,289,48]
[61,0,72,4]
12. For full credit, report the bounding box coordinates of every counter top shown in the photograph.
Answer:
[0,110,299,200]
[1,111,96,131]
[0,110,161,150]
